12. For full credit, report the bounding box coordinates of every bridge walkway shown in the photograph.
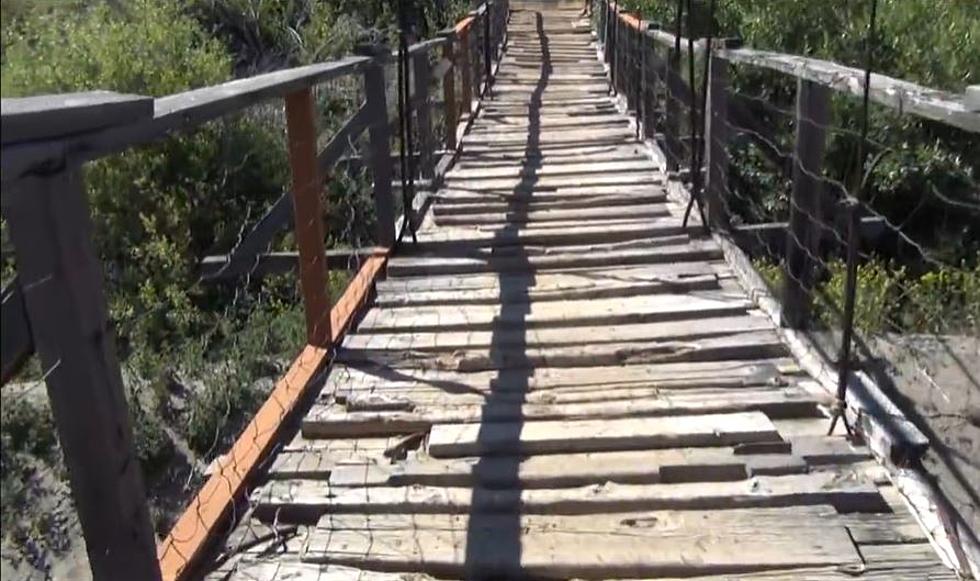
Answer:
[210,3,952,579]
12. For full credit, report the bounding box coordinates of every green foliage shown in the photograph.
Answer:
[817,259,905,334]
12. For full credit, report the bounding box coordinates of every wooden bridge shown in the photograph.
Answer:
[2,0,978,580]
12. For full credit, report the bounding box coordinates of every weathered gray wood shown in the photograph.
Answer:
[302,508,862,578]
[358,292,750,333]
[783,79,830,329]
[327,447,807,488]
[704,51,730,228]
[305,385,816,437]
[427,411,781,457]
[719,47,980,133]
[4,172,161,580]
[1,279,33,384]
[255,470,887,516]
[363,59,395,247]
[385,240,722,276]
[0,91,153,145]
[329,357,799,395]
[336,330,788,371]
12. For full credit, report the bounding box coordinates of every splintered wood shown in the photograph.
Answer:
[212,2,950,579]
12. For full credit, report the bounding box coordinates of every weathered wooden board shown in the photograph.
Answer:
[376,262,724,292]
[385,242,723,276]
[304,386,818,438]
[326,358,802,395]
[302,509,862,578]
[326,447,809,488]
[426,411,781,457]
[343,315,769,350]
[254,471,887,516]
[433,203,671,225]
[337,331,788,371]
[357,292,750,333]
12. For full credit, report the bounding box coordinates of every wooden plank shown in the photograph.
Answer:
[377,262,723,292]
[375,272,721,306]
[285,88,331,346]
[441,171,660,191]
[427,411,781,457]
[434,203,670,225]
[255,471,887,516]
[337,330,788,371]
[327,358,800,395]
[159,254,386,581]
[343,314,767,351]
[362,59,395,246]
[358,293,750,333]
[327,448,809,488]
[385,240,722,276]
[445,158,654,179]
[5,171,161,580]
[304,386,818,437]
[302,508,862,578]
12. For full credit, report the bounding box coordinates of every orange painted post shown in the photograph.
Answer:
[284,88,331,346]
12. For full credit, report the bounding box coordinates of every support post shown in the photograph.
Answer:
[414,50,435,180]
[284,88,331,346]
[703,49,730,229]
[642,23,659,139]
[783,79,831,328]
[483,2,493,96]
[664,48,682,173]
[4,170,161,581]
[441,33,459,150]
[459,26,474,115]
[362,55,395,247]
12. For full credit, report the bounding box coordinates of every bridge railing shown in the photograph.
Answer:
[596,0,979,573]
[0,1,508,579]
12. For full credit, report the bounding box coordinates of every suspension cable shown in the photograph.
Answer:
[829,0,880,437]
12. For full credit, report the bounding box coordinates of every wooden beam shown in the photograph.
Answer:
[284,88,331,346]
[414,52,435,180]
[704,49,730,228]
[0,91,152,145]
[441,32,459,150]
[783,79,830,329]
[4,171,160,580]
[157,253,387,581]
[361,58,395,248]
[719,47,980,133]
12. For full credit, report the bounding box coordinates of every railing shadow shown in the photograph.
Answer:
[463,7,550,577]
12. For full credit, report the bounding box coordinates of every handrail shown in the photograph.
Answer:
[0,0,510,579]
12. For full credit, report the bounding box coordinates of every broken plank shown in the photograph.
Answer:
[306,386,816,438]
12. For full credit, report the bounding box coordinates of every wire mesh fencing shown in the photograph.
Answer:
[597,0,979,567]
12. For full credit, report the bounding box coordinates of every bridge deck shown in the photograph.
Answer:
[210,4,951,579]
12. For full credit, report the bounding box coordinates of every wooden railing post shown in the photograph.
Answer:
[441,32,459,150]
[472,12,484,96]
[284,88,331,346]
[414,50,435,180]
[783,78,831,328]
[664,48,682,173]
[483,3,493,95]
[362,53,395,248]
[641,22,659,140]
[459,26,474,115]
[4,168,161,581]
[703,47,730,229]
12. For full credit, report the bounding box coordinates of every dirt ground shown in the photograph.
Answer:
[863,334,980,539]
